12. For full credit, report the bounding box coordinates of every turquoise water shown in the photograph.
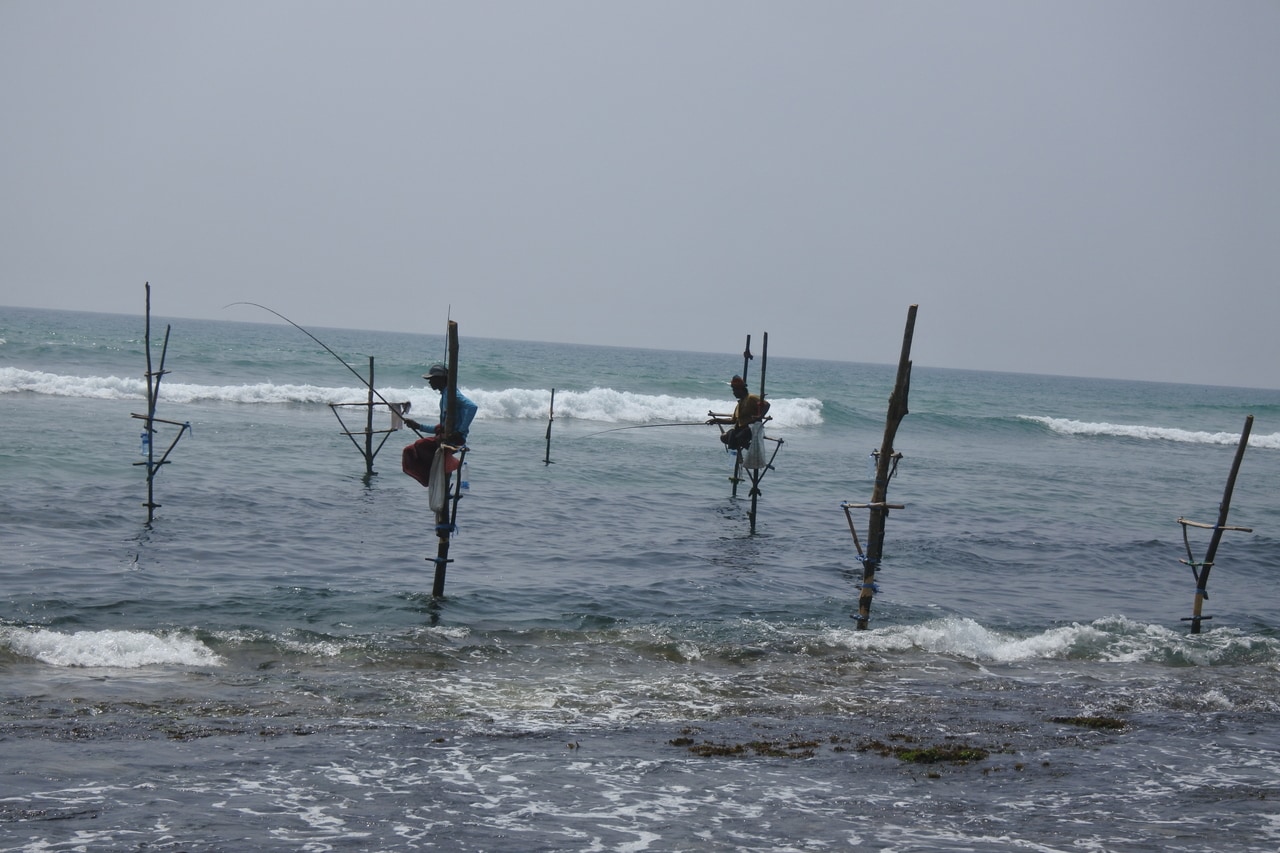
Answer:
[3,305,1280,851]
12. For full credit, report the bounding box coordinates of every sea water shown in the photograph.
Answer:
[2,305,1280,851]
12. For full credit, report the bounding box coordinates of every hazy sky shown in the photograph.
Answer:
[3,2,1277,389]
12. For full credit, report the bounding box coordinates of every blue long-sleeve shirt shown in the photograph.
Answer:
[440,389,478,441]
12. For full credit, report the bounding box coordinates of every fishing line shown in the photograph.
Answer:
[225,301,425,436]
[582,422,711,438]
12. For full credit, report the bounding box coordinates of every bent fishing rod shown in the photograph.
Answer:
[225,301,426,437]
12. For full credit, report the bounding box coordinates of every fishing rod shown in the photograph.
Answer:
[583,421,710,438]
[225,301,425,437]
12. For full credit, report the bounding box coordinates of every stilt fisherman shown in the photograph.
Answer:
[405,363,478,444]
[401,363,478,487]
[708,375,769,450]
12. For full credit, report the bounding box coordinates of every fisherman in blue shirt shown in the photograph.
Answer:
[405,363,477,445]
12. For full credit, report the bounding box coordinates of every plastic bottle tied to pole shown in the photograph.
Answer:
[867,451,877,479]
[140,431,151,457]
[460,460,470,491]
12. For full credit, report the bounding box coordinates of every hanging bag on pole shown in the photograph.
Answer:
[742,422,766,469]
[402,437,438,488]
[428,449,462,512]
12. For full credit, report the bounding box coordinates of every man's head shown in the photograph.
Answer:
[729,375,748,399]
[424,363,448,391]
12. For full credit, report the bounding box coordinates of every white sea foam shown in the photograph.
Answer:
[824,615,1280,666]
[0,368,824,427]
[416,624,471,641]
[1,627,223,668]
[1022,415,1280,449]
[466,386,823,428]
[0,367,147,400]
[823,617,1091,662]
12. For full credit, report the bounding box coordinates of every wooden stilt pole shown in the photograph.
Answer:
[841,503,865,558]
[1182,414,1254,634]
[329,356,407,475]
[143,284,153,410]
[431,321,461,598]
[545,388,555,465]
[134,283,182,524]
[747,332,769,532]
[856,305,917,630]
[142,284,156,521]
[363,356,376,477]
[731,335,752,497]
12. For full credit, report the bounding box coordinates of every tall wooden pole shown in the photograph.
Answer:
[431,321,460,598]
[144,284,154,419]
[1187,414,1254,634]
[857,305,917,630]
[544,388,555,465]
[143,284,156,520]
[363,356,376,477]
[731,335,752,497]
[137,283,172,523]
[747,332,768,532]
[148,325,172,520]
[757,332,768,414]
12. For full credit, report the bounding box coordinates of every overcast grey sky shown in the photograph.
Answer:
[2,1,1277,388]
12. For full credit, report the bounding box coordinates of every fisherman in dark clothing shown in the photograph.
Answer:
[708,375,769,450]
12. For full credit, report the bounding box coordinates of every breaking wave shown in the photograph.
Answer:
[1022,415,1280,450]
[822,615,1280,666]
[0,368,824,428]
[1,627,224,668]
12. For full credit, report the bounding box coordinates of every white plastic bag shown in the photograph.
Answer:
[742,422,766,469]
[428,449,451,512]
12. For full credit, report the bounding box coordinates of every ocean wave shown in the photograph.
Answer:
[0,368,824,427]
[822,615,1280,666]
[1022,415,1280,450]
[468,387,823,428]
[823,617,1086,662]
[1,626,224,668]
